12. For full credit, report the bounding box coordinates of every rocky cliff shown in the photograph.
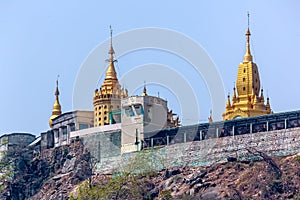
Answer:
[2,138,300,199]
[0,139,91,200]
[69,153,300,199]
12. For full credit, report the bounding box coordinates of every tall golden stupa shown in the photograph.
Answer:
[49,79,62,127]
[93,27,128,126]
[222,15,272,120]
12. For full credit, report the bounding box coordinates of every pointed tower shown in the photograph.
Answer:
[226,94,232,110]
[93,27,128,126]
[142,81,147,96]
[232,85,237,104]
[222,13,272,120]
[208,109,213,123]
[49,78,62,128]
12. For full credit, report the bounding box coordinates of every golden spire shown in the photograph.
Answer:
[105,25,117,80]
[142,81,147,96]
[222,13,273,120]
[208,109,213,123]
[226,94,231,109]
[232,85,237,103]
[121,86,128,98]
[55,79,60,101]
[49,77,62,128]
[243,12,253,63]
[93,27,125,127]
[266,97,271,110]
[260,88,265,103]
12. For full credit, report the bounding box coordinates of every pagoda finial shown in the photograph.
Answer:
[247,12,250,29]
[208,109,213,123]
[244,12,253,63]
[266,97,271,111]
[232,82,237,103]
[110,25,113,42]
[260,88,265,103]
[105,26,117,79]
[55,75,59,98]
[142,81,147,96]
[108,25,115,61]
[266,90,271,112]
[49,76,62,128]
[226,93,231,109]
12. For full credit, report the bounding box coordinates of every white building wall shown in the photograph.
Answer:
[52,110,94,147]
[121,96,167,153]
[70,124,121,138]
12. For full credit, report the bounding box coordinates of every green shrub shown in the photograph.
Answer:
[159,190,172,200]
[294,156,300,162]
[70,150,166,199]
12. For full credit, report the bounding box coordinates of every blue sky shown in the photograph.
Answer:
[0,1,299,135]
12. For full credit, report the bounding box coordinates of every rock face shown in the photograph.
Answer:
[70,153,300,200]
[2,138,300,199]
[0,139,92,200]
[29,139,92,200]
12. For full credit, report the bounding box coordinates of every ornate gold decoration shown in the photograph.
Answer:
[222,14,272,120]
[167,109,180,127]
[93,26,128,126]
[49,78,62,127]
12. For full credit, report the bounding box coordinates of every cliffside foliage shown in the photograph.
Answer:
[70,150,165,200]
[70,151,300,200]
[0,140,27,194]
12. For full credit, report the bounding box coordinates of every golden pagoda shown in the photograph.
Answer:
[222,14,272,120]
[93,27,128,126]
[49,79,62,127]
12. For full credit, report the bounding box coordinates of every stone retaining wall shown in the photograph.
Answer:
[80,130,121,162]
[95,127,300,172]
